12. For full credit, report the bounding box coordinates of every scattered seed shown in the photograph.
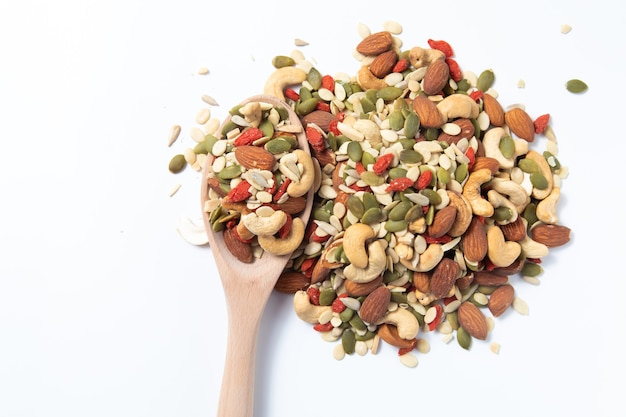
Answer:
[399,352,418,368]
[332,343,346,361]
[560,24,572,34]
[490,342,501,354]
[201,94,219,106]
[383,20,403,34]
[169,183,181,197]
[168,154,186,173]
[196,108,211,125]
[198,67,209,75]
[517,79,526,89]
[416,339,430,354]
[294,38,309,47]
[512,297,529,315]
[168,124,181,147]
[565,79,588,94]
[176,216,209,246]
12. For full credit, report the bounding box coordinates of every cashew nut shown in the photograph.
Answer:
[446,190,473,237]
[414,244,444,272]
[525,150,554,200]
[462,168,495,217]
[379,307,420,340]
[356,65,388,90]
[343,239,386,283]
[343,223,376,269]
[408,47,445,69]
[536,186,560,224]
[293,290,332,324]
[486,225,521,268]
[490,178,530,214]
[258,217,305,256]
[238,101,262,128]
[482,127,529,170]
[286,149,315,198]
[436,94,480,123]
[519,234,549,258]
[263,67,307,101]
[487,189,519,224]
[241,210,287,237]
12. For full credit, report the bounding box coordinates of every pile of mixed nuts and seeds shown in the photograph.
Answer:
[169,21,572,367]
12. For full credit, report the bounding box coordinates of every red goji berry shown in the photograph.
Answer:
[307,286,320,305]
[349,183,371,192]
[533,113,550,134]
[311,231,331,244]
[305,221,318,242]
[355,161,366,175]
[465,146,476,170]
[372,153,394,175]
[427,304,443,331]
[306,125,325,152]
[233,226,253,244]
[445,58,462,82]
[321,74,335,92]
[331,297,346,313]
[442,296,457,306]
[416,169,433,190]
[316,101,331,112]
[386,177,414,192]
[428,39,454,57]
[328,119,341,136]
[277,213,293,239]
[273,178,292,203]
[336,112,346,122]
[313,321,334,332]
[284,88,300,101]
[398,339,418,356]
[233,127,264,147]
[226,180,251,202]
[265,174,277,195]
[393,58,409,73]
[424,234,452,244]
[300,257,317,274]
[469,90,483,102]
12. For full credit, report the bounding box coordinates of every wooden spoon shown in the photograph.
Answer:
[200,95,314,417]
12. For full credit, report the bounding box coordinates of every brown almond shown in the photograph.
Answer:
[462,217,488,263]
[359,285,391,324]
[457,301,488,340]
[438,118,475,145]
[312,147,337,167]
[369,50,398,78]
[491,257,524,276]
[222,227,253,263]
[377,323,416,348]
[473,270,509,286]
[531,224,572,247]
[470,156,500,174]
[482,93,505,127]
[302,110,338,133]
[412,95,444,128]
[500,216,527,241]
[276,196,306,214]
[428,205,458,238]
[310,259,331,284]
[505,107,535,142]
[430,258,460,299]
[356,31,393,56]
[206,176,227,197]
[488,284,515,317]
[274,271,310,294]
[423,59,450,95]
[234,145,276,171]
[455,273,474,290]
[345,274,383,297]
[413,271,431,294]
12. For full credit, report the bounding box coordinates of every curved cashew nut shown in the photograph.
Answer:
[525,150,554,200]
[462,168,494,217]
[286,149,315,198]
[446,190,473,237]
[436,94,480,123]
[356,65,388,90]
[293,290,332,324]
[536,187,560,224]
[487,189,519,224]
[343,239,386,283]
[241,210,287,237]
[343,223,376,269]
[414,244,444,272]
[486,225,521,268]
[490,178,530,214]
[408,47,445,69]
[519,234,549,259]
[238,101,262,128]
[482,127,514,169]
[263,67,307,101]
[258,217,306,256]
[379,308,420,340]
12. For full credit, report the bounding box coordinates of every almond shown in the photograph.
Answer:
[455,273,474,290]
[531,224,571,247]
[427,205,458,238]
[438,118,474,144]
[345,274,383,297]
[312,147,336,167]
[222,227,253,263]
[369,50,398,78]
[310,260,331,284]
[482,93,505,127]
[470,156,500,174]
[430,258,460,299]
[302,110,338,133]
[491,257,524,276]
[206,176,227,197]
[422,59,450,95]
[505,107,535,142]
[412,95,444,128]
[488,284,515,317]
[412,271,431,294]
[500,216,527,241]
[377,323,415,349]
[359,285,391,324]
[274,271,310,294]
[356,31,393,56]
[276,196,306,214]
[473,270,509,286]
[462,217,488,263]
[457,301,488,340]
[234,145,276,171]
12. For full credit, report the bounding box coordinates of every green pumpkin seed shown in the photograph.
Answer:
[530,172,549,190]
[209,205,224,224]
[425,204,435,225]
[566,79,588,93]
[228,104,243,116]
[543,151,561,171]
[346,195,365,218]
[457,327,472,350]
[354,331,376,341]
[388,167,408,180]
[259,118,274,138]
[383,269,400,284]
[211,219,226,232]
[476,69,495,92]
[454,162,468,182]
[499,135,515,159]
[319,288,336,306]
[360,171,385,186]
[349,315,367,331]
[314,208,331,223]
[347,140,363,162]
[296,97,319,117]
[388,110,405,131]
[362,192,378,210]
[477,285,497,295]
[272,55,296,68]
[168,154,186,173]
[389,200,413,221]
[341,330,356,354]
[518,158,539,173]
[403,111,420,139]
[420,188,442,205]
[221,120,238,136]
[437,166,451,185]
[399,149,423,165]
[361,207,384,224]
[521,262,543,277]
[307,67,322,90]
[361,151,375,167]
[275,106,289,121]
[377,86,403,101]
[360,97,376,114]
[493,206,513,222]
[299,86,313,101]
[217,164,243,180]
[447,311,459,330]
[404,204,423,222]
[339,308,354,322]
[398,139,416,150]
[265,138,293,154]
[523,203,538,226]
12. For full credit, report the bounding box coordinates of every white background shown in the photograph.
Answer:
[1,1,624,416]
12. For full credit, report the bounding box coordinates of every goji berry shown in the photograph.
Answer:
[427,305,443,331]
[386,177,414,192]
[277,213,293,239]
[313,321,334,332]
[265,174,277,195]
[305,221,318,242]
[233,226,253,244]
[336,112,346,122]
[307,286,320,305]
[398,339,418,356]
[306,125,325,152]
[393,58,409,73]
[311,232,331,244]
[349,183,371,192]
[316,101,331,112]
[428,39,454,57]
[273,178,291,203]
[533,113,550,134]
[445,58,462,82]
[284,88,300,101]
[465,146,476,170]
[233,127,264,147]
[424,234,452,244]
[416,169,433,190]
[372,153,394,175]
[300,257,317,274]
[321,74,335,92]
[331,297,346,313]
[355,161,366,174]
[469,90,483,102]
[328,119,341,136]
[226,180,251,202]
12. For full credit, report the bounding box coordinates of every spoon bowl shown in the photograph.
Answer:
[200,95,314,417]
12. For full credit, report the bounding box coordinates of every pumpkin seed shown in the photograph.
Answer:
[354,330,375,341]
[360,97,376,113]
[454,162,468,182]
[543,151,561,171]
[384,219,408,232]
[457,327,472,350]
[296,97,319,117]
[362,192,379,211]
[360,171,385,186]
[437,166,451,185]
[272,55,295,68]
[476,69,495,92]
[307,67,323,90]
[265,138,293,154]
[339,308,354,322]
[341,329,357,354]
[347,140,363,162]
[168,154,186,173]
[420,188,442,205]
[403,111,420,138]
[347,195,365,218]
[259,118,274,138]
[388,167,408,179]
[565,78,588,93]
[530,172,549,190]
[499,135,515,159]
[314,208,331,223]
[389,200,413,221]
[388,110,405,131]
[521,262,543,277]
[518,158,539,173]
[217,164,243,180]
[523,203,538,226]
[361,207,384,224]
[349,315,367,331]
[361,151,375,167]
[400,149,423,164]
[404,204,423,222]
[377,86,403,101]
[319,288,336,306]
[493,206,513,222]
